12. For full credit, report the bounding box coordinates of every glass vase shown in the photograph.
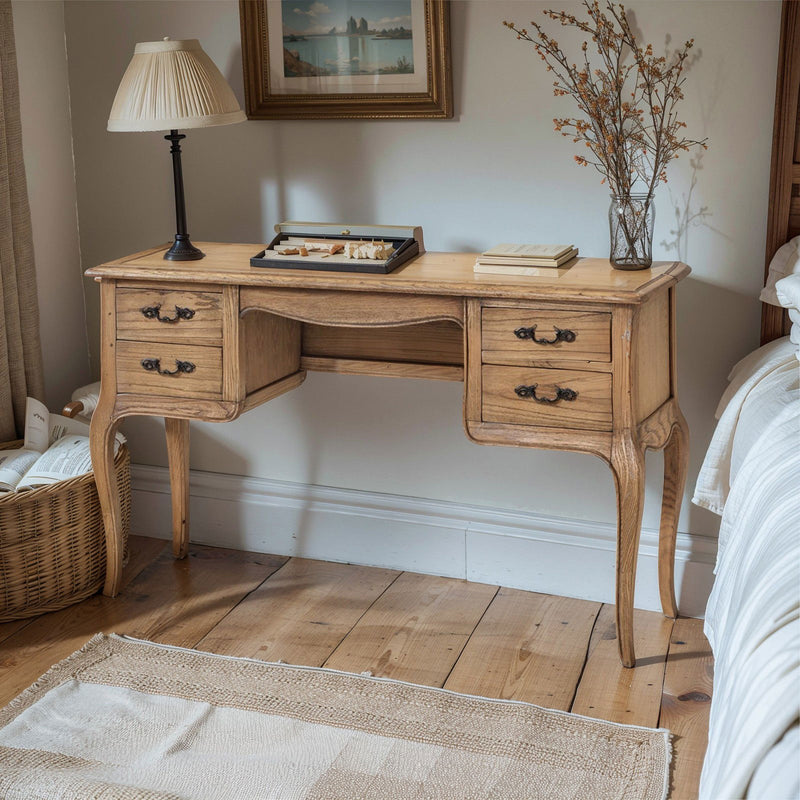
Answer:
[608,194,655,270]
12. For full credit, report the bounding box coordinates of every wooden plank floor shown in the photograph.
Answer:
[0,536,713,799]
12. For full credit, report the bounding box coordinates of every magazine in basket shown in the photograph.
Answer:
[0,398,124,493]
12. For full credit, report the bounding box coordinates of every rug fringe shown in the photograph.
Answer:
[0,633,111,728]
[663,729,675,800]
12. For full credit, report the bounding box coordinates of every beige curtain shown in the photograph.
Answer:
[0,0,44,441]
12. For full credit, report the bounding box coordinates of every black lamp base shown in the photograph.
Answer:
[163,130,205,262]
[164,234,204,261]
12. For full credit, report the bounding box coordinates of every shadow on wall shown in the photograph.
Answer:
[677,275,761,539]
[679,539,716,613]
[218,21,403,237]
[187,385,324,557]
[138,411,321,558]
[657,55,726,265]
[660,149,718,264]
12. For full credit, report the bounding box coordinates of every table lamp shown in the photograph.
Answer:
[108,38,246,261]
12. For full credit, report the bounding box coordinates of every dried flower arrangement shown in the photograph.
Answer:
[504,2,707,269]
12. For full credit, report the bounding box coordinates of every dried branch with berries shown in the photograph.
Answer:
[504,2,707,265]
[504,1,706,195]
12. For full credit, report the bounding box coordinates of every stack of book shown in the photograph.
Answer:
[474,243,579,275]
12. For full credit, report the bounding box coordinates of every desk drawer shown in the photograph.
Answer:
[117,341,222,399]
[117,288,222,345]
[482,308,611,364]
[482,365,612,431]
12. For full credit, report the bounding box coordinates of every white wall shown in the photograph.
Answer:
[12,0,90,409]
[62,0,780,604]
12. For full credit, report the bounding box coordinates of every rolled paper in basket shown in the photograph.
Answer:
[68,382,101,420]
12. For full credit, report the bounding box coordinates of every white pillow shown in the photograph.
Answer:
[775,273,800,352]
[715,336,797,419]
[760,236,800,305]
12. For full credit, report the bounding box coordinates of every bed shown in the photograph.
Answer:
[693,336,798,799]
[692,4,800,798]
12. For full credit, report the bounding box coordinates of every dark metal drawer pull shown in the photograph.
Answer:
[141,358,196,376]
[513,325,576,344]
[514,384,578,404]
[140,304,196,323]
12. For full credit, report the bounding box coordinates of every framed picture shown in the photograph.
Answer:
[239,0,452,119]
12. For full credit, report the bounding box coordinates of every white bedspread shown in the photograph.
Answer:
[695,339,800,800]
[693,336,798,516]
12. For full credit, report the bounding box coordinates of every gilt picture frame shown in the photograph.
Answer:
[239,0,452,119]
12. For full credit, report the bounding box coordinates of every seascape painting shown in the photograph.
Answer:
[241,0,450,117]
[281,0,415,77]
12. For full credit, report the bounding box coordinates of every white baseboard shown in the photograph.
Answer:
[131,465,716,617]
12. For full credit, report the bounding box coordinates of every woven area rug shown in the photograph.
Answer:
[0,634,670,799]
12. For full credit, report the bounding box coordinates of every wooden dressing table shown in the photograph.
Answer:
[87,244,689,667]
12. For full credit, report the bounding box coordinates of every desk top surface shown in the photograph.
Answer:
[87,243,690,304]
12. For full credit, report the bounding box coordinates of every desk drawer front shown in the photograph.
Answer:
[482,365,612,431]
[117,288,222,345]
[117,341,222,399]
[482,308,611,364]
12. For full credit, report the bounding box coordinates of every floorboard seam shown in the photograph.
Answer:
[320,569,405,669]
[187,553,293,649]
[119,538,170,596]
[567,602,604,712]
[656,617,678,729]
[440,584,501,689]
[0,618,36,648]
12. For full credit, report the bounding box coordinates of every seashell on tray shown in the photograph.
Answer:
[343,240,392,260]
[304,239,344,255]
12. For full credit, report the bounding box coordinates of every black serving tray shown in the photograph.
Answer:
[250,231,419,274]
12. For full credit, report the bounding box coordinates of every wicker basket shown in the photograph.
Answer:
[0,440,131,622]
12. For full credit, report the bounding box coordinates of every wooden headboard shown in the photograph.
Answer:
[762,0,800,344]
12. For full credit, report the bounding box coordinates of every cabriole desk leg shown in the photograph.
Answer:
[658,409,689,619]
[165,418,190,558]
[610,434,646,668]
[90,396,124,597]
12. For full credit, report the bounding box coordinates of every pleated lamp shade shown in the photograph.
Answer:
[108,39,246,132]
